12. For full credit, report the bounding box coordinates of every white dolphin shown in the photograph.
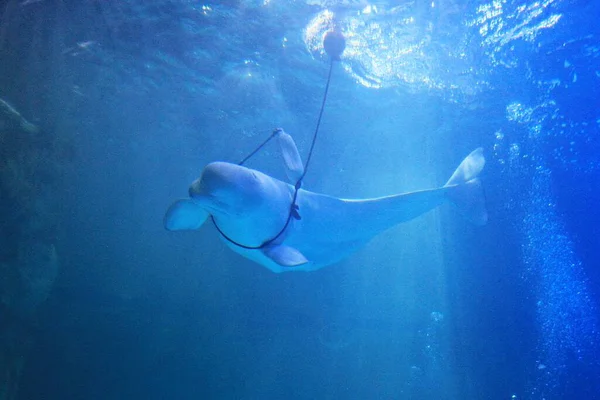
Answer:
[165,129,486,273]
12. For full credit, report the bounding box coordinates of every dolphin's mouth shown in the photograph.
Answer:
[192,195,235,217]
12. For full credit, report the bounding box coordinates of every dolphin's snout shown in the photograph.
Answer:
[189,179,203,198]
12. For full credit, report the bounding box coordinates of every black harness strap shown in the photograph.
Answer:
[212,60,335,250]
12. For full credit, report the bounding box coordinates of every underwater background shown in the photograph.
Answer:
[0,0,599,399]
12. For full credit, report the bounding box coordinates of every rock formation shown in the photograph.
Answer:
[0,97,61,400]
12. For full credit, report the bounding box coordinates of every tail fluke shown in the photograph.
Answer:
[444,148,487,225]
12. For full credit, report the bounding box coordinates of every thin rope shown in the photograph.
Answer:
[238,129,279,166]
[300,58,334,182]
[213,60,335,250]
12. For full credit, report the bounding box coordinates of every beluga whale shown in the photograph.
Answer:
[164,129,487,273]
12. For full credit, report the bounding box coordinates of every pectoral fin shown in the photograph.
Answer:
[276,129,304,183]
[164,199,209,231]
[262,244,309,267]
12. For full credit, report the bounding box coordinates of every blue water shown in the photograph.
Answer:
[1,0,599,399]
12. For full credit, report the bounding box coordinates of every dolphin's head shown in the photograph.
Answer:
[189,162,263,216]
